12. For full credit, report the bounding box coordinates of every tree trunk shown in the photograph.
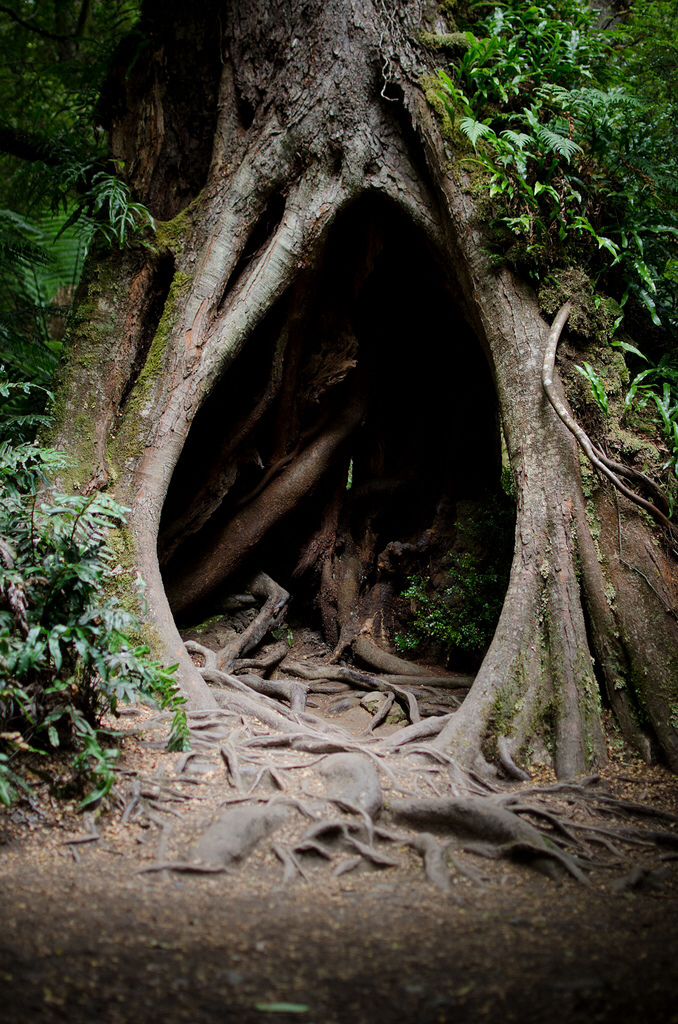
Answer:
[51,0,678,773]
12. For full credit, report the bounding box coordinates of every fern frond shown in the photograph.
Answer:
[500,130,531,150]
[459,117,494,149]
[535,126,582,161]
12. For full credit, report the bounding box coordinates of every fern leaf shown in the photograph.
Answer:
[459,117,494,149]
[535,126,582,161]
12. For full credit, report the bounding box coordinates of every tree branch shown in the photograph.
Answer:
[0,4,73,41]
[0,123,66,166]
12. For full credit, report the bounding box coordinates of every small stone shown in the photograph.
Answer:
[360,692,385,714]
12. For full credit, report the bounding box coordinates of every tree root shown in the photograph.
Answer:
[367,692,395,733]
[352,635,432,677]
[272,841,310,884]
[233,640,289,676]
[389,796,591,882]
[138,862,227,875]
[544,302,677,542]
[169,401,365,614]
[216,573,289,671]
[169,579,677,892]
[497,735,532,782]
[279,657,433,725]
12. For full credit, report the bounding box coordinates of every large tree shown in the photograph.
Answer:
[50,0,677,782]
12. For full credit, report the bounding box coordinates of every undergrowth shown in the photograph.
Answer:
[430,0,677,497]
[395,500,513,667]
[0,403,189,808]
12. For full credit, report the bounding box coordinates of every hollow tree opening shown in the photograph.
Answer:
[158,195,514,680]
[49,0,678,778]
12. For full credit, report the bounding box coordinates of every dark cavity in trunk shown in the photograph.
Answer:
[158,195,513,673]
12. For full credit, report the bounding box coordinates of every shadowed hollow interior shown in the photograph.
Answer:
[158,195,514,672]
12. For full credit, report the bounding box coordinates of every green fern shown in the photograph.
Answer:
[459,117,494,149]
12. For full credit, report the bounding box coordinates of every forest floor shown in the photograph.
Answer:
[1,627,677,1024]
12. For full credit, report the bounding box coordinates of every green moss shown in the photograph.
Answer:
[155,208,192,257]
[110,270,193,466]
[104,524,167,656]
[135,270,192,395]
[419,31,470,54]
[440,0,459,17]
[422,73,464,148]
[576,650,604,767]
[192,614,225,636]
[539,268,621,345]
[153,190,207,257]
[48,255,143,490]
[489,653,530,739]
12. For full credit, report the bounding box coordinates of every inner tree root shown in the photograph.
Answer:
[216,573,289,671]
[169,400,365,615]
[353,635,440,678]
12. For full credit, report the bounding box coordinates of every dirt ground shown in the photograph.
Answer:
[2,700,677,1024]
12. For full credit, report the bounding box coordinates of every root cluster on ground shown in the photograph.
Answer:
[112,575,677,894]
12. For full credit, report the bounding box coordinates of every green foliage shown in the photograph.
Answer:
[432,0,677,512]
[624,359,678,482]
[575,361,609,417]
[75,170,156,249]
[0,5,175,809]
[0,367,54,442]
[0,2,140,210]
[0,2,152,395]
[0,206,94,401]
[395,501,513,663]
[433,1,677,334]
[396,558,505,656]
[0,428,189,807]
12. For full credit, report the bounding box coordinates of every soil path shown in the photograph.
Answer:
[1,696,677,1024]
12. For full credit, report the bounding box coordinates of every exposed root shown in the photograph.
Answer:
[272,841,309,884]
[237,673,308,713]
[138,862,227,875]
[352,635,432,677]
[163,576,678,892]
[544,302,677,541]
[169,401,365,614]
[367,692,395,733]
[184,640,217,671]
[216,573,289,671]
[389,796,591,882]
[385,828,458,893]
[280,657,435,725]
[377,715,454,751]
[233,640,289,675]
[497,735,532,782]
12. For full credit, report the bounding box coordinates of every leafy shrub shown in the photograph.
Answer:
[434,1,677,331]
[432,0,677,513]
[624,358,678,490]
[0,437,189,808]
[395,501,513,664]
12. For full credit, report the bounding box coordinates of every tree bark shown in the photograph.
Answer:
[51,0,677,773]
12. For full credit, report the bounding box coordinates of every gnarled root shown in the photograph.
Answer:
[216,573,289,671]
